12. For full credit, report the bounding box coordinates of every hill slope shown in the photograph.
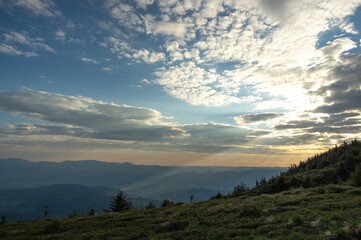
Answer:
[249,140,361,195]
[0,185,360,239]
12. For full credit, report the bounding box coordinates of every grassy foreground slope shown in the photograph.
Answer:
[0,185,360,239]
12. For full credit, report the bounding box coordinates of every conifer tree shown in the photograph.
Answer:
[109,191,132,212]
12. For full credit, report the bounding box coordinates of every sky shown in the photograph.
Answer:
[0,0,360,167]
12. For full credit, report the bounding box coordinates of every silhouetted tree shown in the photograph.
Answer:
[352,163,361,187]
[232,183,249,196]
[88,209,95,216]
[1,215,6,224]
[145,202,156,209]
[210,192,224,200]
[43,205,49,219]
[109,191,132,212]
[161,199,174,207]
[68,210,78,218]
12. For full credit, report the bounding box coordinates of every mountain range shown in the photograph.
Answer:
[0,158,285,220]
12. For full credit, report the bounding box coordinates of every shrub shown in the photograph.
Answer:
[145,202,156,209]
[209,192,224,200]
[161,199,174,207]
[291,214,304,226]
[68,210,78,218]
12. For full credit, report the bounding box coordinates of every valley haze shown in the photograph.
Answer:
[0,158,285,221]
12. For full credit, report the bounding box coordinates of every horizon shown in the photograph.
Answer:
[0,156,288,168]
[1,0,361,167]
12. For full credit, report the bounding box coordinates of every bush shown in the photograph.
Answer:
[291,214,304,226]
[209,192,224,200]
[351,163,361,186]
[145,202,156,209]
[68,210,78,218]
[161,199,174,207]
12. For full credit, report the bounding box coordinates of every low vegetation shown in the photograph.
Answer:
[0,141,360,239]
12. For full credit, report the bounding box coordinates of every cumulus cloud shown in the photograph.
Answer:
[135,0,154,9]
[150,22,188,38]
[154,61,260,106]
[100,0,361,108]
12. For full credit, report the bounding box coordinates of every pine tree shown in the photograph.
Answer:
[145,202,156,209]
[352,163,361,187]
[109,191,132,212]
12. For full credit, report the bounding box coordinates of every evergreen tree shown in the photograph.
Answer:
[161,199,174,207]
[145,202,156,209]
[1,215,6,224]
[88,209,95,216]
[109,191,132,212]
[352,163,361,187]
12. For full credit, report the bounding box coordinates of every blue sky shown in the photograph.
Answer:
[0,0,361,166]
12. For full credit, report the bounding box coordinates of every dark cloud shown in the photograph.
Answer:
[0,89,184,141]
[0,90,269,154]
[273,53,361,140]
[314,54,361,113]
[235,113,284,124]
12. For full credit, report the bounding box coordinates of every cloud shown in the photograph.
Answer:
[0,89,186,141]
[102,67,113,72]
[80,57,100,64]
[0,89,270,154]
[0,43,32,56]
[131,49,166,64]
[11,0,61,17]
[234,113,284,125]
[150,22,188,38]
[103,36,165,64]
[0,30,56,56]
[55,30,66,41]
[154,61,260,106]
[135,0,154,9]
[100,0,361,107]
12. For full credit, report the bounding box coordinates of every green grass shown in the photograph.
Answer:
[1,185,361,239]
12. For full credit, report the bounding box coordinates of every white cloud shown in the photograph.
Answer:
[100,0,361,111]
[131,49,166,64]
[0,43,24,56]
[80,57,100,64]
[2,30,56,54]
[149,21,188,38]
[155,61,260,106]
[12,0,61,17]
[102,67,113,72]
[135,0,154,9]
[55,30,66,41]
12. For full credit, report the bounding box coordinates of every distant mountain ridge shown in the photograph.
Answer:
[0,158,285,194]
[0,158,286,220]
